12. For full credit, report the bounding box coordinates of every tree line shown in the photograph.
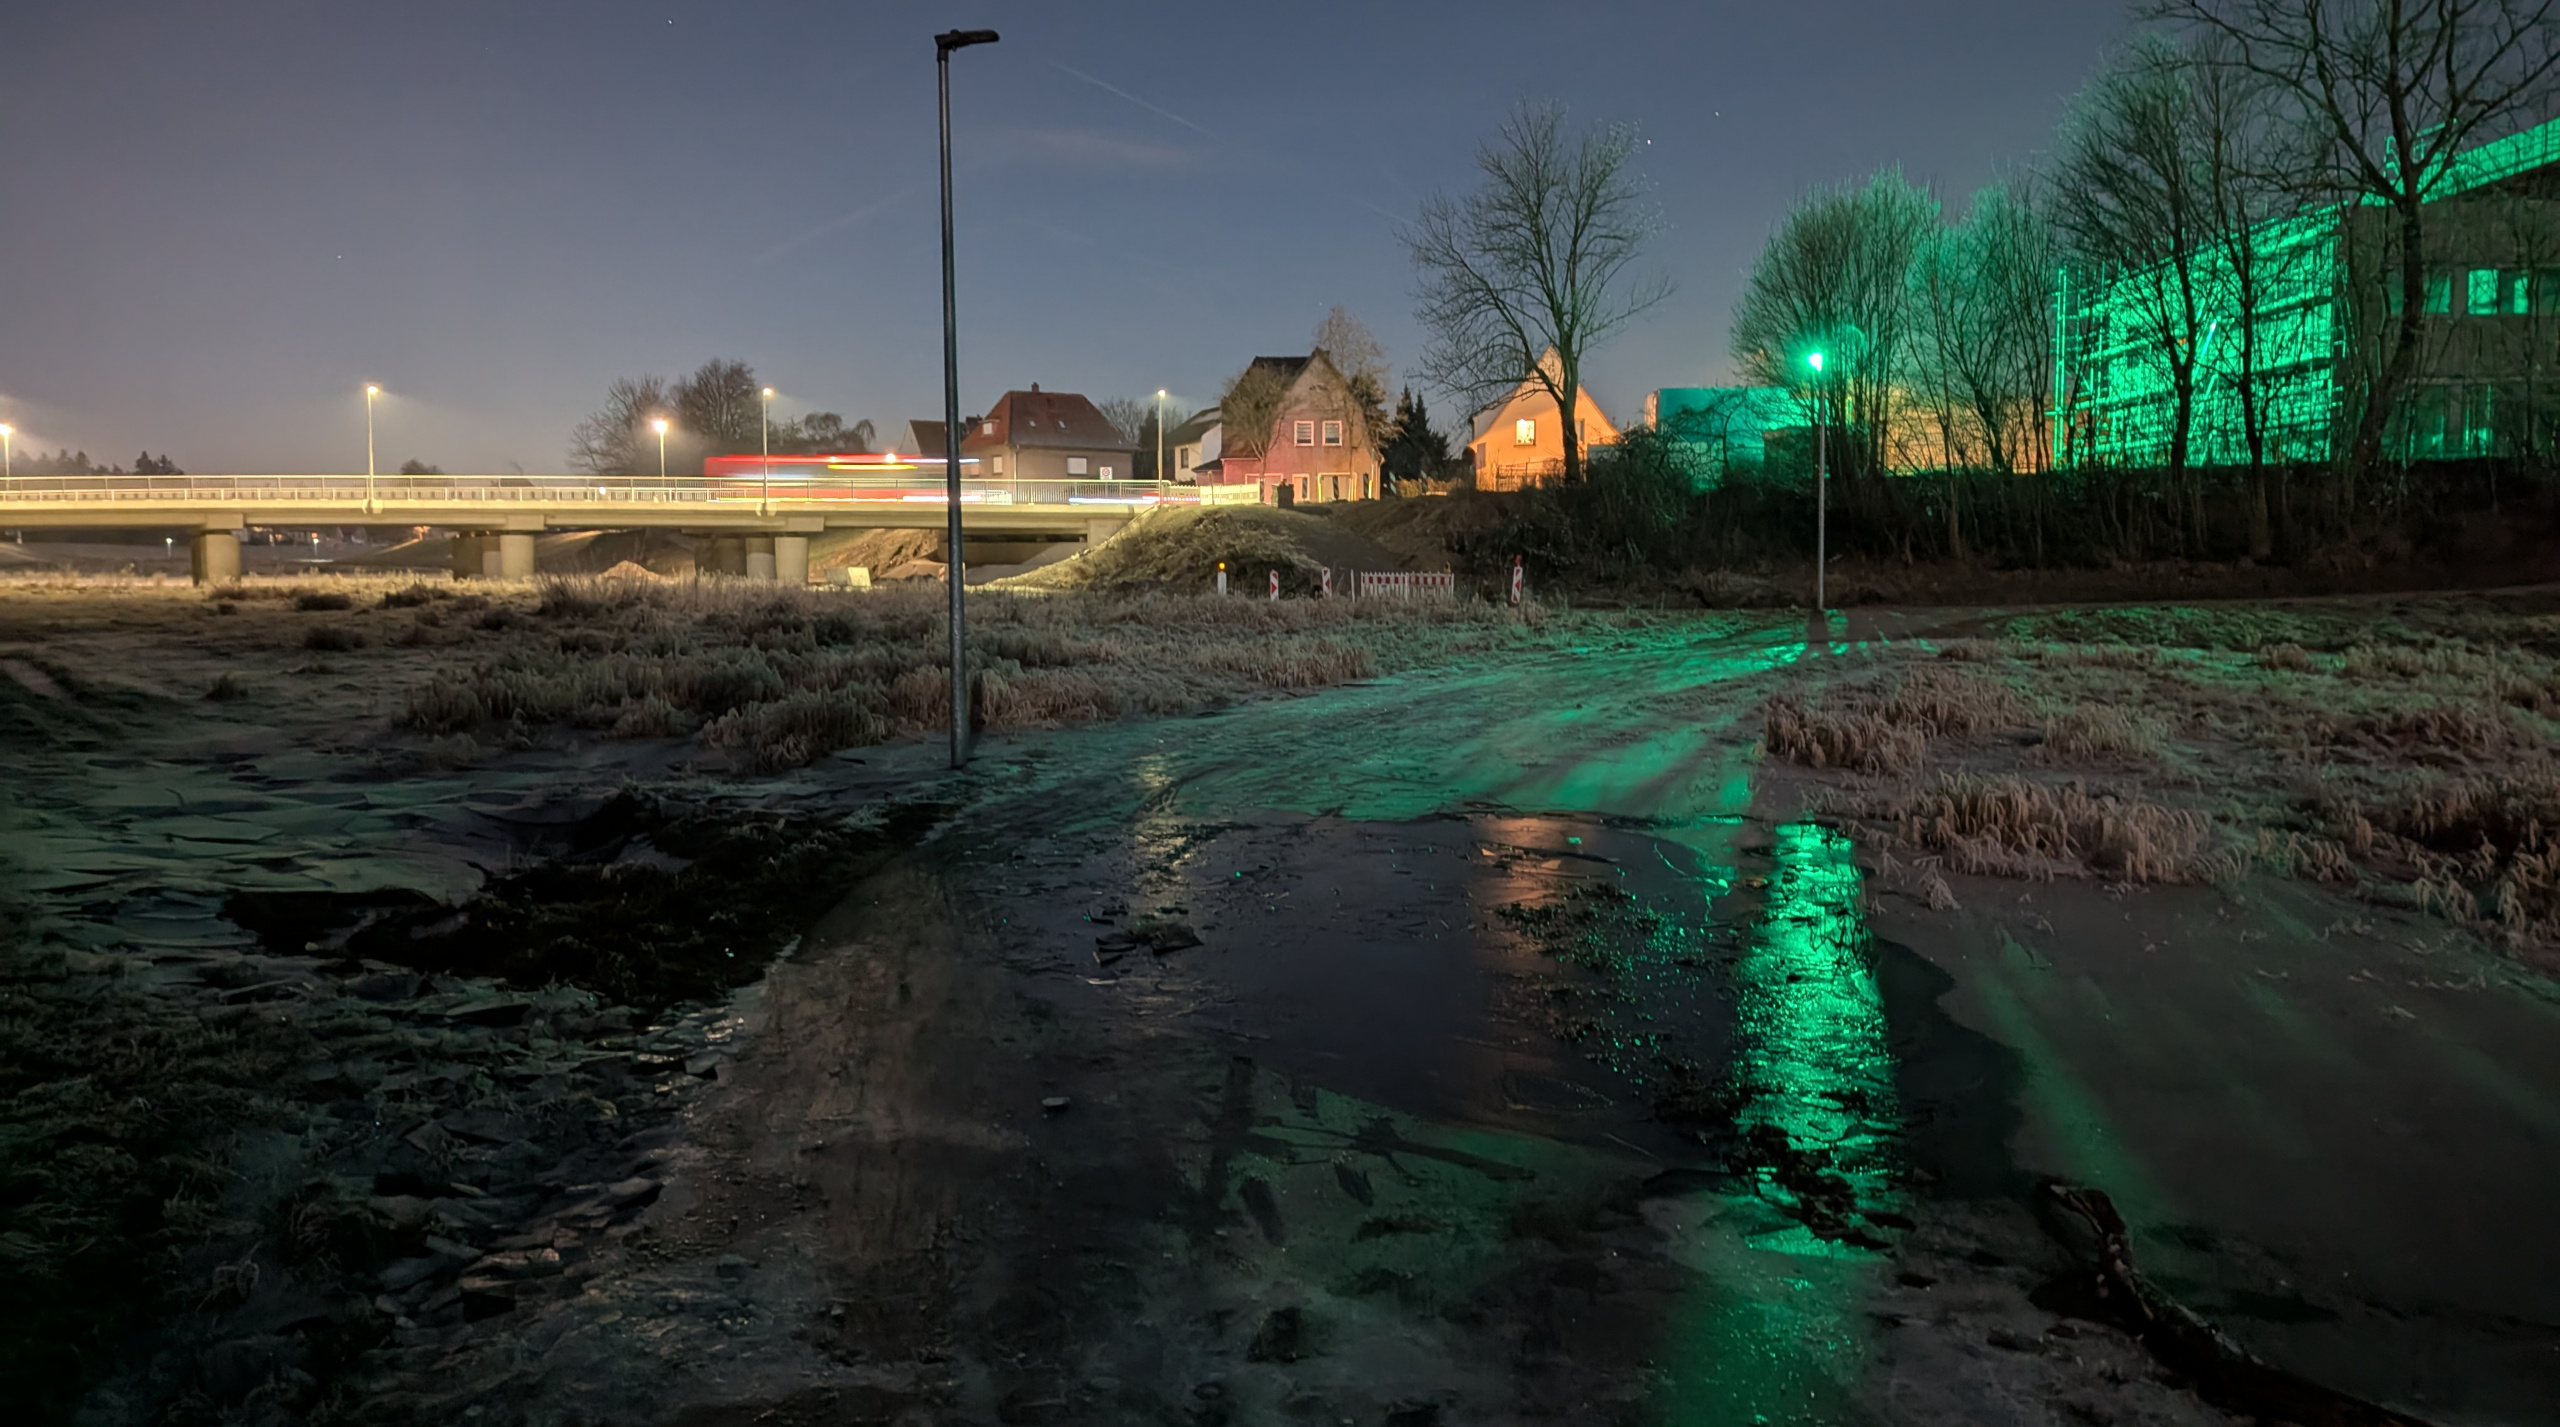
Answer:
[568,359,874,477]
[1724,0,2558,554]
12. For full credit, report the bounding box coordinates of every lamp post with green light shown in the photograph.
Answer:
[1808,350,1828,617]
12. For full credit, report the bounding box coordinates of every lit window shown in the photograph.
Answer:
[1067,456,1089,475]
[2425,271,2453,314]
[2469,268,2501,315]
[2507,270,2532,315]
[1514,418,1536,446]
[1322,420,1342,446]
[1295,420,1315,446]
[982,421,995,436]
[990,454,1005,475]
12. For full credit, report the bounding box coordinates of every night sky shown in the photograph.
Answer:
[0,0,2132,474]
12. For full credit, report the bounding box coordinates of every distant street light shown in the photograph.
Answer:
[1807,351,1827,618]
[761,386,776,513]
[1,423,12,484]
[1155,388,1167,487]
[938,25,1000,770]
[652,417,669,483]
[364,384,381,510]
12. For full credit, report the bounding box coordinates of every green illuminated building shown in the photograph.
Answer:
[2056,114,2560,468]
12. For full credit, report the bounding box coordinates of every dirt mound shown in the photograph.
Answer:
[999,505,1409,594]
[597,560,666,581]
[810,528,944,577]
[1328,496,1469,572]
[539,530,698,577]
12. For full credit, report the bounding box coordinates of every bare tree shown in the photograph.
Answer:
[1730,169,1938,486]
[568,375,671,476]
[2051,40,2218,500]
[674,359,762,454]
[1095,397,1150,446]
[2147,0,2560,483]
[1217,363,1292,459]
[1406,103,1670,484]
[1312,305,1391,435]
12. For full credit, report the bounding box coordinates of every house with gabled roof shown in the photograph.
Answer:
[1198,349,1384,504]
[1465,349,1621,490]
[960,385,1137,483]
[1166,406,1223,484]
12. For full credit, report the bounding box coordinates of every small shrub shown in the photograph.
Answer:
[2038,706,2167,766]
[379,583,446,610]
[1885,772,2213,883]
[293,591,354,612]
[2256,642,2315,672]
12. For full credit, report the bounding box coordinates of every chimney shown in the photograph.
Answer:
[1030,382,1041,393]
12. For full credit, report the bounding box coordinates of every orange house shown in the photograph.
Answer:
[1466,352,1621,490]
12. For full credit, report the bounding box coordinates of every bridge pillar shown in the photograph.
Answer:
[452,532,485,579]
[744,536,776,583]
[498,532,537,579]
[1085,517,1128,545]
[773,535,809,586]
[190,531,241,586]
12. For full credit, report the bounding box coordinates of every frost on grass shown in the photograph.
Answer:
[1776,597,2560,957]
[403,577,1534,770]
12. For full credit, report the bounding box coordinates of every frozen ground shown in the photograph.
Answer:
[4,584,2556,1425]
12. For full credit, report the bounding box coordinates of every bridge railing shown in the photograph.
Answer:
[0,474,1198,507]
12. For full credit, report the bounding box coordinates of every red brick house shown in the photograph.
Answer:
[1196,349,1383,503]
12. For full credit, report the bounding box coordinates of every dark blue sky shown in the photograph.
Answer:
[0,0,2133,473]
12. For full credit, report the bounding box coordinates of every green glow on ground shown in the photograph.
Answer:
[1659,822,1901,1425]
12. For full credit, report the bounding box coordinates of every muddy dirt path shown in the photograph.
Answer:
[13,606,2558,1425]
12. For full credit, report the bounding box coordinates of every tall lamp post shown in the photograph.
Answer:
[1155,388,1168,486]
[652,417,669,484]
[364,384,380,510]
[938,25,999,770]
[1807,352,1827,619]
[760,386,776,513]
[1,423,13,484]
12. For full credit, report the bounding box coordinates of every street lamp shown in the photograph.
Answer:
[761,387,776,512]
[1155,388,1167,487]
[652,417,669,483]
[1,423,12,484]
[364,384,380,510]
[938,25,999,770]
[1807,352,1827,618]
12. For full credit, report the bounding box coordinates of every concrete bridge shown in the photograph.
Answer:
[0,473,1218,582]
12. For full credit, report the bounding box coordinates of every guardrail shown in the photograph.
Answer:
[0,474,1197,507]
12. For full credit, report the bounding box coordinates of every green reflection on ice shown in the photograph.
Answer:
[1659,821,1900,1426]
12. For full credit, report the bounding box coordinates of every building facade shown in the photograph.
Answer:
[959,386,1137,484]
[2057,114,2560,468]
[1199,351,1383,503]
[1466,355,1621,489]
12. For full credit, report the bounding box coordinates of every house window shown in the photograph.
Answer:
[1514,418,1536,446]
[2469,268,2503,315]
[2424,270,2453,314]
[1067,456,1089,475]
[1322,420,1342,446]
[981,421,995,436]
[990,454,1005,475]
[1294,420,1315,446]
[2506,270,2532,315]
